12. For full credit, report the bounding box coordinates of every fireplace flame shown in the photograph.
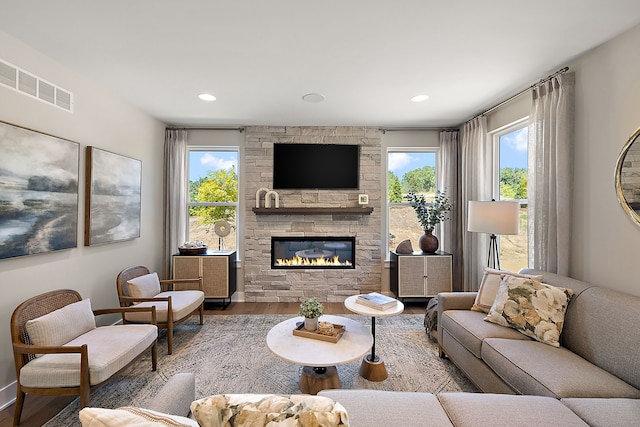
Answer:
[275,255,353,267]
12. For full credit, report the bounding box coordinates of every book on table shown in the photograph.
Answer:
[357,292,397,310]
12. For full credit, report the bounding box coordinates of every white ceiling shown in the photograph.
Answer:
[3,1,640,128]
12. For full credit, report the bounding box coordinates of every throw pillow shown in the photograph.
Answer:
[484,275,573,347]
[79,406,198,427]
[127,272,162,299]
[191,394,349,427]
[471,268,543,313]
[25,298,96,353]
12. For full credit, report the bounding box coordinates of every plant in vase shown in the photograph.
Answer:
[406,191,453,253]
[299,297,324,331]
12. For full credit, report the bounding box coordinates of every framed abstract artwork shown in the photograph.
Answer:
[85,146,142,246]
[0,121,79,260]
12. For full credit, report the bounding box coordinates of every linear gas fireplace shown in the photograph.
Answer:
[271,236,356,269]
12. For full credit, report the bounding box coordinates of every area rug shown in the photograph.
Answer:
[44,314,476,426]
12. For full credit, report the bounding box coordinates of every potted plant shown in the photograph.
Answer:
[299,297,324,331]
[406,191,453,253]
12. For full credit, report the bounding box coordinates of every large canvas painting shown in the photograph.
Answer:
[0,121,79,260]
[85,147,142,246]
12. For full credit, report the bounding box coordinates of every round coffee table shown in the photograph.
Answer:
[344,295,404,382]
[266,314,373,394]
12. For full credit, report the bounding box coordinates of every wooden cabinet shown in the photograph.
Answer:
[390,251,452,298]
[173,251,236,306]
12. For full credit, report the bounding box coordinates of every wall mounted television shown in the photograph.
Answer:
[273,143,360,189]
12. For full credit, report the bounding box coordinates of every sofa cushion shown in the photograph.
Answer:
[79,406,198,427]
[438,393,588,427]
[484,276,572,347]
[561,398,640,427]
[472,268,543,313]
[441,310,531,359]
[25,298,96,352]
[127,272,162,298]
[190,394,349,427]
[143,373,195,417]
[481,338,640,399]
[20,324,157,387]
[319,389,453,427]
[124,291,204,323]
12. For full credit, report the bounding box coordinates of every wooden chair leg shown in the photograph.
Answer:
[13,388,25,426]
[79,384,90,409]
[167,326,173,355]
[151,341,158,371]
[199,304,204,325]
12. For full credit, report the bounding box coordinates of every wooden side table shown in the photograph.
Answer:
[344,295,404,382]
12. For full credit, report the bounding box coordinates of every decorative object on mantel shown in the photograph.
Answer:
[407,191,452,254]
[358,194,369,205]
[178,240,207,255]
[298,297,324,331]
[395,239,413,254]
[255,187,280,208]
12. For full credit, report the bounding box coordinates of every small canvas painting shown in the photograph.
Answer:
[0,121,79,260]
[85,147,141,246]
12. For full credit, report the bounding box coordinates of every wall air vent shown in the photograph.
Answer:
[0,58,74,113]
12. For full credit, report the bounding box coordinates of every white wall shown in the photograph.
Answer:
[0,31,166,403]
[567,23,640,295]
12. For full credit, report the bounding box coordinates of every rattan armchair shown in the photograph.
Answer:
[116,265,205,354]
[11,289,158,426]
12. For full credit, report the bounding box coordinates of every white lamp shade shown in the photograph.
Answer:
[468,200,520,235]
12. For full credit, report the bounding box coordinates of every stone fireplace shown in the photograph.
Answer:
[243,126,383,302]
[271,236,356,269]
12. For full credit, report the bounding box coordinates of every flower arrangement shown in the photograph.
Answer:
[406,191,453,231]
[298,297,324,319]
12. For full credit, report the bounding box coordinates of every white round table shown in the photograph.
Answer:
[266,314,373,394]
[344,294,404,381]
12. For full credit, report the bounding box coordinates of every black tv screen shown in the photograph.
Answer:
[273,143,360,189]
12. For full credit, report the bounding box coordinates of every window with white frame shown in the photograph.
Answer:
[387,149,439,253]
[494,119,529,271]
[187,148,238,250]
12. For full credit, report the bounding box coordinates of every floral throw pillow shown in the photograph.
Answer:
[190,394,349,427]
[484,275,573,347]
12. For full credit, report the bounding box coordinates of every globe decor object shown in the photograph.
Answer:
[298,297,324,331]
[407,191,452,254]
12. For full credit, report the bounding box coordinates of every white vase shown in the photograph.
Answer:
[304,317,318,331]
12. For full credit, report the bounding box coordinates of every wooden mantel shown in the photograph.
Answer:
[252,207,374,215]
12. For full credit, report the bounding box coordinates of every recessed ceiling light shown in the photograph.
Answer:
[302,93,326,103]
[198,93,216,102]
[411,94,429,102]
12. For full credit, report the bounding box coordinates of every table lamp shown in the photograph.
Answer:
[467,200,520,270]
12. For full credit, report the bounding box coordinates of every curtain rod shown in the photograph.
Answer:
[466,66,569,123]
[166,126,245,132]
[380,127,458,134]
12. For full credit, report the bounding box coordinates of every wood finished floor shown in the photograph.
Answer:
[1,301,427,427]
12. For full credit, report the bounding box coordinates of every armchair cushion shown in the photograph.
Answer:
[127,272,162,298]
[19,324,157,387]
[25,298,96,351]
[124,291,205,323]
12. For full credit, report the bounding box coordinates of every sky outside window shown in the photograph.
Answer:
[189,151,238,181]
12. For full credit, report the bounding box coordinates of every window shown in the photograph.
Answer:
[387,150,439,253]
[187,149,238,250]
[494,121,528,271]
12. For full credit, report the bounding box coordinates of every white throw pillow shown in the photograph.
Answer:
[127,272,161,299]
[484,275,573,347]
[79,406,198,427]
[471,268,543,313]
[25,298,96,352]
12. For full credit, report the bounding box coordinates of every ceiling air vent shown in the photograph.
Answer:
[0,58,73,113]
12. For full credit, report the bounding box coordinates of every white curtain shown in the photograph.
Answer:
[528,72,575,275]
[461,116,493,291]
[438,130,463,290]
[163,129,188,279]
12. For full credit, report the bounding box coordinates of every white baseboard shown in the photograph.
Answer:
[0,380,16,412]
[232,291,245,302]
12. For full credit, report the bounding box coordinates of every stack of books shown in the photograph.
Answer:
[356,292,397,311]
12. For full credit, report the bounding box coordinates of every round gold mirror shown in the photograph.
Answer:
[615,127,640,226]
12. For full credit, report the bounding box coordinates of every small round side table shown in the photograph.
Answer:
[344,294,404,382]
